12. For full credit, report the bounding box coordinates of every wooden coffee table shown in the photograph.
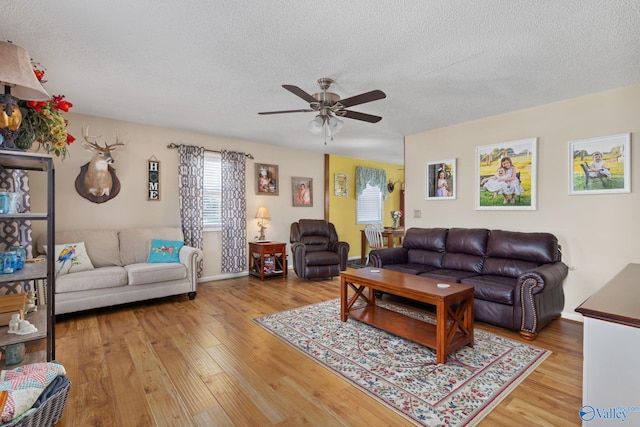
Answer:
[340,267,474,364]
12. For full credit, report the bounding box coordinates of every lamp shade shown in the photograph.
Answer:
[255,206,270,219]
[0,41,49,101]
[308,115,325,135]
[327,116,344,136]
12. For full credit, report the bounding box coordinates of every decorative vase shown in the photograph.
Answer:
[392,218,399,229]
[4,343,26,365]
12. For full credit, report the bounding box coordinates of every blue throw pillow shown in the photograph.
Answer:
[147,239,184,263]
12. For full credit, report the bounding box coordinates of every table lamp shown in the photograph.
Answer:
[255,206,270,241]
[0,41,50,150]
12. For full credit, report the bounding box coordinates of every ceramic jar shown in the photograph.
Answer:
[0,191,20,214]
[3,343,26,365]
[0,251,18,274]
[10,247,26,270]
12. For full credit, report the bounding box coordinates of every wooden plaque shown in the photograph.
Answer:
[148,159,160,201]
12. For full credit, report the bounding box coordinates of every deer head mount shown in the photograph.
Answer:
[387,179,403,193]
[74,126,125,203]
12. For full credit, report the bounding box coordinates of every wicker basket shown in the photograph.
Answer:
[1,377,71,427]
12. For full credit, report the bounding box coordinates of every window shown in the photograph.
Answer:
[203,152,221,228]
[356,183,383,224]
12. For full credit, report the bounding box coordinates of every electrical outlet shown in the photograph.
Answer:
[413,210,421,218]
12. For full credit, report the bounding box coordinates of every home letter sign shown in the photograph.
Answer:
[148,159,160,201]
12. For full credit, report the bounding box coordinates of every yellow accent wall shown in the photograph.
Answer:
[328,155,404,260]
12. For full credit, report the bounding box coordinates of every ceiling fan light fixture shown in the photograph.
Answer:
[261,78,386,139]
[308,114,325,135]
[327,115,343,136]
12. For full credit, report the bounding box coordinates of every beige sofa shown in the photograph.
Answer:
[39,227,202,315]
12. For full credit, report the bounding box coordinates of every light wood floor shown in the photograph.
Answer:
[53,273,583,426]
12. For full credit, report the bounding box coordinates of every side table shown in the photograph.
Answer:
[248,241,287,280]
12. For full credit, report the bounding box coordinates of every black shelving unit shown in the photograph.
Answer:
[0,150,55,365]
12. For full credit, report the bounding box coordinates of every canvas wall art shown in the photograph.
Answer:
[476,138,537,210]
[568,133,630,195]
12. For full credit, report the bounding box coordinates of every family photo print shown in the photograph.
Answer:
[426,159,456,200]
[256,163,279,195]
[568,133,630,195]
[476,138,537,210]
[292,177,313,207]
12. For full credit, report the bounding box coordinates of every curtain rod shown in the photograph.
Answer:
[166,143,254,159]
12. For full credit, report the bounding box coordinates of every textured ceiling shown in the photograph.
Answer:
[2,1,640,165]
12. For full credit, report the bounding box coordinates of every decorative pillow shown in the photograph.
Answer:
[147,239,184,263]
[54,242,95,276]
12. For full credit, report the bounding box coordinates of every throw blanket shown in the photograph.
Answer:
[0,362,66,423]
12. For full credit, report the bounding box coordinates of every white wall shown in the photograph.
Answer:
[404,84,640,321]
[28,113,325,280]
[29,83,639,311]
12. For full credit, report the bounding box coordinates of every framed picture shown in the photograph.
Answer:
[334,173,348,197]
[292,177,313,207]
[256,163,279,195]
[568,133,630,195]
[426,159,456,200]
[476,138,537,210]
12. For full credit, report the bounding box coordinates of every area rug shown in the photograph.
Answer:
[254,298,551,426]
[347,259,366,269]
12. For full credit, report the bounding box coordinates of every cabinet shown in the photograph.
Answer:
[575,263,640,425]
[249,241,287,280]
[0,150,55,366]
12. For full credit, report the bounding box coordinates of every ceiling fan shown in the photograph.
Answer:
[258,78,386,139]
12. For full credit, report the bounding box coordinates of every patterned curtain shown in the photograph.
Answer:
[356,166,388,199]
[177,145,204,277]
[220,150,246,273]
[0,168,32,294]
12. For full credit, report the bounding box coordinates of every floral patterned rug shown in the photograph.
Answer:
[254,298,551,426]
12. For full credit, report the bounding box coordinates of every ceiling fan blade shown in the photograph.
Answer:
[258,109,314,115]
[282,85,317,104]
[337,90,386,109]
[342,110,382,123]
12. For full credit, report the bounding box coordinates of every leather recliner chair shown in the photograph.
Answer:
[290,219,350,279]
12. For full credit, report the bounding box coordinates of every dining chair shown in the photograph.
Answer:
[364,223,385,265]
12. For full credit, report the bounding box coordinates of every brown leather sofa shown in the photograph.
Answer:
[290,219,350,279]
[369,227,568,339]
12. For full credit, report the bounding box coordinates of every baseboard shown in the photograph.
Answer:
[561,311,583,323]
[198,266,293,283]
[198,272,246,282]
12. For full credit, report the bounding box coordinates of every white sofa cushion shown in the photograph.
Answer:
[125,262,187,286]
[119,227,185,265]
[56,229,122,267]
[55,266,128,293]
